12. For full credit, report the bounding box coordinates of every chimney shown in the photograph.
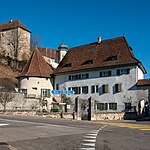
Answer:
[98,36,101,43]
[9,18,13,23]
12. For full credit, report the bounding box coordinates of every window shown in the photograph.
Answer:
[97,103,108,111]
[117,68,130,75]
[82,86,88,94]
[32,87,37,90]
[109,103,117,110]
[106,55,117,61]
[102,84,108,93]
[115,83,122,93]
[125,102,132,111]
[82,60,93,65]
[111,56,117,61]
[82,73,89,79]
[68,73,89,81]
[91,85,98,93]
[100,71,111,77]
[21,89,27,97]
[72,87,81,94]
[63,63,72,67]
[41,89,50,98]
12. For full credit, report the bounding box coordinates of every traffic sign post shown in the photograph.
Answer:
[63,90,75,95]
[51,90,61,95]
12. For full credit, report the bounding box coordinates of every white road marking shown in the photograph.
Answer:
[79,125,107,150]
[0,123,9,126]
[83,139,96,142]
[79,148,95,150]
[82,143,95,146]
[83,136,97,139]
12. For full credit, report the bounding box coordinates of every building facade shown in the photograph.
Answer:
[53,36,148,115]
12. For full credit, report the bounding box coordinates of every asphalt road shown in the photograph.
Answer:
[0,115,150,150]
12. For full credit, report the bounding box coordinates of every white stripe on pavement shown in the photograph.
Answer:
[83,139,96,142]
[0,123,9,126]
[82,143,95,146]
[83,136,97,139]
[79,148,95,150]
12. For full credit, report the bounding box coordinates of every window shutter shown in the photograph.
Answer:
[104,85,108,93]
[69,75,71,80]
[100,72,102,77]
[118,84,121,92]
[117,69,120,75]
[127,68,130,74]
[48,89,50,98]
[108,71,111,76]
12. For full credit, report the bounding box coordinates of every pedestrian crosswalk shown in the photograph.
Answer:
[79,125,107,150]
[0,123,9,126]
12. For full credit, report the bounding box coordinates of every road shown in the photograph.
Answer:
[0,115,150,150]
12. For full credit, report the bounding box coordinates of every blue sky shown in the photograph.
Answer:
[0,0,150,78]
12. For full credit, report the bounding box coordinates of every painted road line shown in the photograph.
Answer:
[79,148,95,150]
[92,122,150,130]
[82,143,95,146]
[83,139,96,142]
[0,123,9,126]
[79,125,107,150]
[83,136,97,139]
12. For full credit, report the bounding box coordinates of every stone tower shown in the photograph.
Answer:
[0,19,31,61]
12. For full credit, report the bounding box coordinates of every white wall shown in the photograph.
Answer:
[55,66,138,112]
[137,67,144,80]
[19,77,53,97]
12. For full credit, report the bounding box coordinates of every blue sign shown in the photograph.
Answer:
[63,90,75,95]
[51,90,61,95]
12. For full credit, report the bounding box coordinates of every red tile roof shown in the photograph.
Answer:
[0,20,30,32]
[137,79,150,86]
[53,36,146,74]
[17,48,53,78]
[38,47,57,59]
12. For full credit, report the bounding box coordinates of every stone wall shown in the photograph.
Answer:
[0,111,73,120]
[93,112,137,120]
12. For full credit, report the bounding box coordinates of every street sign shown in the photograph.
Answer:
[51,90,61,95]
[63,90,75,95]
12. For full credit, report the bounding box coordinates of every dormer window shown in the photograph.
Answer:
[106,55,118,61]
[111,56,117,61]
[82,60,93,65]
[63,63,72,67]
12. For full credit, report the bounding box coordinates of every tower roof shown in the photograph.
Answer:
[58,42,68,51]
[17,48,53,78]
[0,19,31,33]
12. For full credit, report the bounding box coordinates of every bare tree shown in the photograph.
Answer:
[39,96,47,112]
[0,28,30,69]
[30,34,42,52]
[0,92,15,112]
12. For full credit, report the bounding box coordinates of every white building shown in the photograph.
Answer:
[17,48,54,110]
[16,35,150,118]
[53,36,149,114]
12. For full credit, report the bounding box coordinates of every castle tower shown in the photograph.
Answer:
[57,42,68,63]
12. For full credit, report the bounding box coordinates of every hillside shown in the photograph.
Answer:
[0,62,19,91]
